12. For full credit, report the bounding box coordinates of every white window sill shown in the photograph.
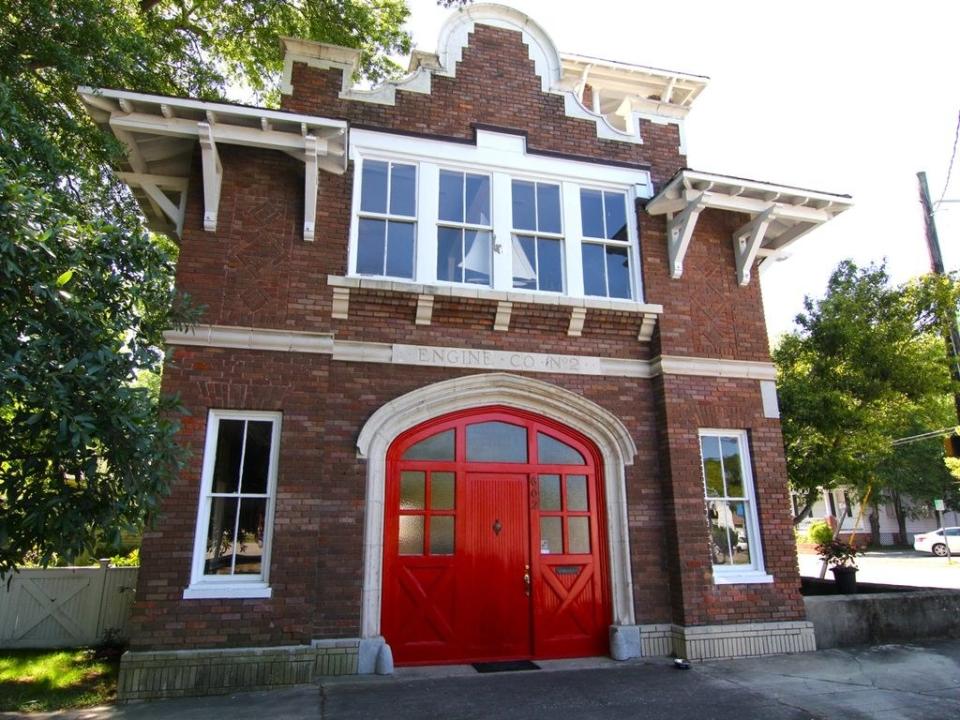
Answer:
[327,275,663,315]
[183,583,273,600]
[713,571,774,585]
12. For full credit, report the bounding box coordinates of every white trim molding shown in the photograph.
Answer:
[355,372,639,642]
[162,325,780,383]
[77,87,347,242]
[646,169,852,285]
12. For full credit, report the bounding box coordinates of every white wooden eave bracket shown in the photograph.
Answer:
[117,173,188,237]
[666,192,706,279]
[733,205,778,286]
[197,122,221,232]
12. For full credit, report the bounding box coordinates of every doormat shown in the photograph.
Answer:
[472,660,541,673]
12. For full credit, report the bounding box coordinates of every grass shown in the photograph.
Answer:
[0,649,119,713]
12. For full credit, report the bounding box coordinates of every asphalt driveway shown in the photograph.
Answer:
[8,639,960,720]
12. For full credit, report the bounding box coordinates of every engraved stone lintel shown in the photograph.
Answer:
[392,344,603,376]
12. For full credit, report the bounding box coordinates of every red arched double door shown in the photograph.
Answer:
[382,406,610,665]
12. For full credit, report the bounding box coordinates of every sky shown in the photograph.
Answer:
[400,0,960,343]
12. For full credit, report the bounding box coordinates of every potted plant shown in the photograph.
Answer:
[815,538,862,594]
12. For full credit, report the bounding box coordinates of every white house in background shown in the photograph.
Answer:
[797,488,960,545]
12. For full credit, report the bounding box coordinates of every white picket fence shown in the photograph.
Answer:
[0,561,138,649]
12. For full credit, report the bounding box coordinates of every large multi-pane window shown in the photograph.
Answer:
[437,170,492,285]
[356,160,417,279]
[580,188,632,299]
[511,180,564,292]
[185,410,281,599]
[699,430,768,582]
[350,131,649,299]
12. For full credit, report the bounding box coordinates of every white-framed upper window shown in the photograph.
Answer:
[184,410,282,600]
[580,188,632,299]
[356,159,417,280]
[698,429,772,584]
[348,129,650,301]
[437,169,492,286]
[511,179,564,292]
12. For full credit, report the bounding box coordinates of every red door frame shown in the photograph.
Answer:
[382,405,611,665]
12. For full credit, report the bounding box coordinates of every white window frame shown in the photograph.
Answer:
[184,409,282,600]
[348,128,651,302]
[354,159,418,281]
[578,185,636,300]
[510,178,565,293]
[698,429,772,585]
[435,167,494,287]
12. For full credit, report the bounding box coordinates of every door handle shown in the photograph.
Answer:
[523,564,531,596]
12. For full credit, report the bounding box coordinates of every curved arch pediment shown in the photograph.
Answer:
[357,372,636,463]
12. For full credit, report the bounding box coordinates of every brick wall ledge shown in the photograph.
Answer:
[326,274,664,314]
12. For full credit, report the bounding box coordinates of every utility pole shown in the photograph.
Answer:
[917,171,960,422]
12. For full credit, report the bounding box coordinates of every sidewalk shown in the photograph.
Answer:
[6,639,960,720]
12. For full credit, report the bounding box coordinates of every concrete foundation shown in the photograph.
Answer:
[805,589,960,649]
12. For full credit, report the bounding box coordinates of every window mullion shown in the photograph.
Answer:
[418,162,439,283]
[562,181,584,297]
[491,171,513,292]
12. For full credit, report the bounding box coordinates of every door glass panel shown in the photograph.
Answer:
[568,517,590,554]
[430,472,455,510]
[399,516,424,555]
[400,471,425,509]
[430,516,455,555]
[539,474,561,511]
[465,421,528,462]
[566,475,588,511]
[403,429,455,461]
[540,517,563,554]
[537,433,585,465]
[212,420,244,493]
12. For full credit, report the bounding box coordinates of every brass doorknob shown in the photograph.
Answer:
[523,564,531,596]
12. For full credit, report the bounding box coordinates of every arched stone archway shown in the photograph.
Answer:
[356,373,638,647]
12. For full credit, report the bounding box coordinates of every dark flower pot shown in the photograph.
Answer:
[830,565,858,594]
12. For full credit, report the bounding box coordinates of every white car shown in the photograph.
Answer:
[913,527,960,557]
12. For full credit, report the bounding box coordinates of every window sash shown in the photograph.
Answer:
[187,410,281,592]
[699,430,765,577]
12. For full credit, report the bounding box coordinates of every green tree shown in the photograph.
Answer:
[0,0,419,574]
[774,261,959,526]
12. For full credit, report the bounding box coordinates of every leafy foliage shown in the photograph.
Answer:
[815,538,862,569]
[0,0,426,573]
[806,520,834,545]
[774,261,960,522]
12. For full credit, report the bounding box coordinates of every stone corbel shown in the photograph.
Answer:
[332,287,350,320]
[567,307,587,337]
[637,312,657,342]
[415,294,434,325]
[494,301,512,332]
[666,192,706,279]
[733,205,777,286]
[197,121,222,232]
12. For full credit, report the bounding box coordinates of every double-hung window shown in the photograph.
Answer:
[580,188,632,299]
[437,170,492,285]
[699,429,771,584]
[356,160,417,280]
[511,180,564,292]
[349,130,650,300]
[185,410,281,599]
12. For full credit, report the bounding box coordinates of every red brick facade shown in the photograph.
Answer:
[128,19,805,658]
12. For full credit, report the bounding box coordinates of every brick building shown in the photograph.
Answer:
[80,3,851,699]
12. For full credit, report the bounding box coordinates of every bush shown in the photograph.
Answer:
[109,549,139,567]
[806,520,833,545]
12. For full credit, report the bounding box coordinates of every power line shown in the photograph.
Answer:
[936,109,960,209]
[890,426,956,446]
